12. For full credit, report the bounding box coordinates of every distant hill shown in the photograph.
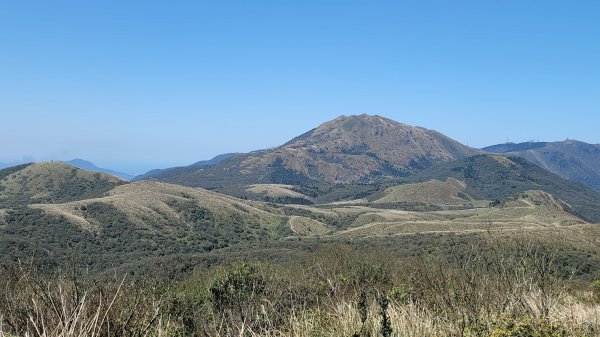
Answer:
[406,154,600,222]
[0,162,124,207]
[65,159,135,181]
[138,114,480,187]
[483,140,600,191]
[0,162,22,170]
[133,153,239,181]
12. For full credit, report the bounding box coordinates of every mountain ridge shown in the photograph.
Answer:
[136,114,481,187]
[483,140,600,191]
[65,159,135,181]
[404,154,600,222]
[133,153,239,181]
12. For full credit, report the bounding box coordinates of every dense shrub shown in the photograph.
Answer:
[593,280,600,302]
[0,236,599,336]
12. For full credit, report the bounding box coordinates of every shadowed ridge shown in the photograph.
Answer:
[407,154,600,222]
[484,140,600,191]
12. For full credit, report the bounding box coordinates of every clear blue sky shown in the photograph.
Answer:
[1,1,598,174]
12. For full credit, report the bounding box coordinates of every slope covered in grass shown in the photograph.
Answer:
[0,180,296,270]
[407,154,600,222]
[0,162,124,207]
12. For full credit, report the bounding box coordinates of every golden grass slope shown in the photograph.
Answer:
[0,162,123,205]
[12,165,590,245]
[288,216,331,235]
[245,184,309,199]
[33,181,281,231]
[329,190,586,238]
[502,190,573,210]
[374,178,477,206]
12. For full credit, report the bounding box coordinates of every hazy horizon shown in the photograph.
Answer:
[2,1,599,174]
[1,113,597,175]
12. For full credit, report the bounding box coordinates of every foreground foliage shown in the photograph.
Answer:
[1,236,599,337]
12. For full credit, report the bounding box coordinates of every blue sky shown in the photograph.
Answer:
[1,1,598,174]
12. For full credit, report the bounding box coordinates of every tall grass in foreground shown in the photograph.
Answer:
[1,236,599,336]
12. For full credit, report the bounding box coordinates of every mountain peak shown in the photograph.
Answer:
[282,115,480,178]
[330,113,390,122]
[138,114,480,185]
[317,114,402,132]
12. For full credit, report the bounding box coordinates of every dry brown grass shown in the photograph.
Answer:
[232,115,480,183]
[288,216,331,235]
[0,162,122,205]
[32,181,281,231]
[245,184,308,199]
[374,178,475,206]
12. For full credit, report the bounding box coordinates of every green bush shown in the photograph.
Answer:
[491,318,565,337]
[592,280,600,302]
[388,284,411,304]
[209,263,267,315]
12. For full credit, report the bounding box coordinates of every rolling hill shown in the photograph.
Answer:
[136,114,480,187]
[0,153,597,273]
[331,189,587,239]
[0,178,293,270]
[404,154,600,222]
[372,177,480,207]
[483,140,600,191]
[0,162,124,207]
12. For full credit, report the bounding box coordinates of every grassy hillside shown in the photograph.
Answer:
[0,181,294,271]
[0,162,124,207]
[372,178,479,206]
[2,171,591,272]
[407,154,600,222]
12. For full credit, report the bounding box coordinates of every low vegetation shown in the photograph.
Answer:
[1,235,599,336]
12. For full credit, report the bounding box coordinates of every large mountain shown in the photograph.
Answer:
[404,154,600,222]
[65,159,135,181]
[138,114,480,187]
[483,140,600,191]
